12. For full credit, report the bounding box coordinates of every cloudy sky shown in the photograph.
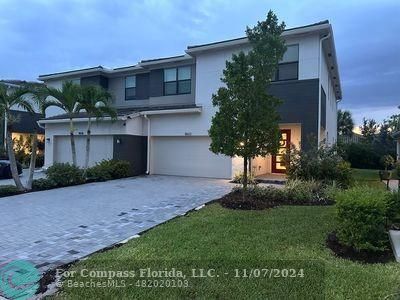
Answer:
[0,0,399,125]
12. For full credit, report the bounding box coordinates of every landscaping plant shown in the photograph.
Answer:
[77,86,116,174]
[46,163,85,187]
[287,143,353,188]
[209,10,286,190]
[0,84,34,191]
[335,186,391,252]
[86,159,132,182]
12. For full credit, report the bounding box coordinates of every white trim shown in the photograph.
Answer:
[138,107,202,116]
[318,33,331,146]
[38,116,126,124]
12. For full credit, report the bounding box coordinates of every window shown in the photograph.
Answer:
[273,44,299,81]
[164,66,191,95]
[125,76,136,100]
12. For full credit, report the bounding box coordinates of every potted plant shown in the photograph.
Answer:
[379,155,394,184]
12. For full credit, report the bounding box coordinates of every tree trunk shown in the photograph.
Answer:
[6,129,25,191]
[83,117,92,176]
[243,155,248,190]
[248,158,252,176]
[26,133,38,190]
[69,118,77,166]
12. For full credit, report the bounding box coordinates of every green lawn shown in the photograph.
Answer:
[352,168,387,189]
[53,204,400,299]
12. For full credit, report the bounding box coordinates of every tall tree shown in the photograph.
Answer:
[0,85,34,191]
[209,10,285,189]
[360,118,378,142]
[337,109,354,136]
[78,85,116,172]
[44,81,81,165]
[26,87,58,189]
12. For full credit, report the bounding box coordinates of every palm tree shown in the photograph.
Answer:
[78,85,116,172]
[0,84,34,191]
[44,81,81,165]
[25,87,59,189]
[337,109,354,136]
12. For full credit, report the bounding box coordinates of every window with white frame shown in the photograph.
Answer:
[273,44,299,81]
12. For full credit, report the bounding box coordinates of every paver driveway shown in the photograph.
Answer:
[0,176,231,273]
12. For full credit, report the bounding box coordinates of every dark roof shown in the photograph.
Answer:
[187,20,329,49]
[0,80,43,87]
[9,110,45,134]
[42,104,200,121]
[39,66,104,78]
[140,54,188,63]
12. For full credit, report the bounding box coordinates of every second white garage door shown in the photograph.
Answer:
[53,135,114,167]
[151,136,231,179]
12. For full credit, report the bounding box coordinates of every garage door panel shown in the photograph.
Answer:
[54,135,113,167]
[152,136,230,179]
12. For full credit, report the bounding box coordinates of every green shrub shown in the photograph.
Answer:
[380,154,395,171]
[86,160,131,182]
[232,172,258,185]
[335,187,391,252]
[32,178,57,191]
[283,179,337,205]
[339,142,381,169]
[387,191,400,226]
[287,144,353,188]
[0,185,20,197]
[46,163,85,187]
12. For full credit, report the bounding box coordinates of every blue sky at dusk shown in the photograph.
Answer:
[0,0,399,124]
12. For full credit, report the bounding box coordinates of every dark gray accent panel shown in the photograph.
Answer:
[267,79,319,149]
[81,75,109,89]
[320,87,326,130]
[149,69,164,97]
[136,73,149,99]
[113,135,147,176]
[9,110,44,134]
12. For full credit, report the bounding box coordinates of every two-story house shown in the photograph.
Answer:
[38,20,341,179]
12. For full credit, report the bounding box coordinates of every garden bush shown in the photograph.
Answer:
[32,178,58,191]
[0,185,20,197]
[46,163,85,187]
[335,186,391,252]
[220,180,337,210]
[287,144,353,188]
[86,160,131,182]
[232,172,258,185]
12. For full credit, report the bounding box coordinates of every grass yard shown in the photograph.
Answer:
[53,204,400,299]
[352,168,387,189]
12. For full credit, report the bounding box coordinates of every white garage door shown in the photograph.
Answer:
[53,135,114,167]
[151,136,231,179]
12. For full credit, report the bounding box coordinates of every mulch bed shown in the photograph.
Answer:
[326,232,394,264]
[219,190,277,210]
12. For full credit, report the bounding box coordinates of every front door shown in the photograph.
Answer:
[271,129,291,174]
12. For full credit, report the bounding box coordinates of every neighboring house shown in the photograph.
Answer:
[338,133,365,144]
[394,131,400,161]
[0,80,45,152]
[38,20,341,178]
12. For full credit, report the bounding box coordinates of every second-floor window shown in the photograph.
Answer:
[273,44,299,81]
[164,66,191,96]
[125,76,136,100]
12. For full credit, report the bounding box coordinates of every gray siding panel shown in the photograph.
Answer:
[320,87,326,130]
[136,73,149,99]
[149,69,163,97]
[113,135,147,176]
[268,79,319,149]
[81,75,109,89]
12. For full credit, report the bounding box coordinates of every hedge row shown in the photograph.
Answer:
[0,160,132,197]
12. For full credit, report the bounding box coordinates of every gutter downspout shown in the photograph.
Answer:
[144,115,151,175]
[317,33,331,146]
